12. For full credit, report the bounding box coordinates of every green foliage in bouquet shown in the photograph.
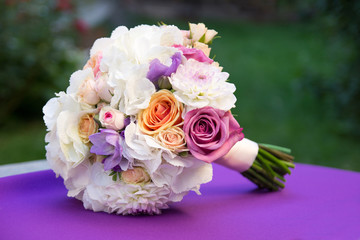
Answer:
[0,0,83,124]
[242,144,295,191]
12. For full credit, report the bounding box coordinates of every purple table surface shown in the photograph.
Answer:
[1,163,359,240]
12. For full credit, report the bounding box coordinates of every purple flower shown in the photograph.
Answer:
[89,129,125,171]
[147,52,182,88]
[183,106,244,163]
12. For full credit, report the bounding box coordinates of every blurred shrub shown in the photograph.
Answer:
[300,0,360,136]
[0,0,84,124]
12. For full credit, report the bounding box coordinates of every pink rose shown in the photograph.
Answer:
[99,106,126,130]
[173,44,213,64]
[183,106,244,163]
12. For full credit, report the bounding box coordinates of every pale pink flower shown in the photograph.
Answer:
[77,77,100,105]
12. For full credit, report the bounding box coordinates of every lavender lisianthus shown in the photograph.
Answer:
[89,128,129,171]
[147,52,182,88]
[183,106,244,163]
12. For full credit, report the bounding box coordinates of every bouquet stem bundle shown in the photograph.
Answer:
[241,144,295,191]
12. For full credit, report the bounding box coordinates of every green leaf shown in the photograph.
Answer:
[198,33,206,43]
[178,151,189,157]
[112,174,117,182]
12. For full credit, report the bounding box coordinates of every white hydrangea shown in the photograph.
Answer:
[170,59,237,111]
[98,25,184,115]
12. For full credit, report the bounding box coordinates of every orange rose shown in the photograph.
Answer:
[138,90,183,135]
[78,113,99,143]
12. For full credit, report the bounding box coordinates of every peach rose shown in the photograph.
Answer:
[121,167,150,185]
[78,113,99,143]
[138,90,183,135]
[155,126,187,153]
[84,52,102,77]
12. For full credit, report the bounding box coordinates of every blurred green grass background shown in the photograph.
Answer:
[1,19,359,171]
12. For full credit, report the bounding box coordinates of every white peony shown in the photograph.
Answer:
[170,59,237,111]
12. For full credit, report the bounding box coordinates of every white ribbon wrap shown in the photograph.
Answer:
[216,138,259,173]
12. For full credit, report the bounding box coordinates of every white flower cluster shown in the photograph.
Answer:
[44,23,237,215]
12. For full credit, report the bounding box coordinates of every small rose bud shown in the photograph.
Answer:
[99,106,126,130]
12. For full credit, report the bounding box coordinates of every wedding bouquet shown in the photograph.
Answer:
[43,23,294,215]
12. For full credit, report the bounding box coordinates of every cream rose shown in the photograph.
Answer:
[138,90,183,135]
[78,113,99,143]
[77,77,100,105]
[155,126,187,153]
[121,167,151,185]
[99,106,126,130]
[189,23,218,44]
